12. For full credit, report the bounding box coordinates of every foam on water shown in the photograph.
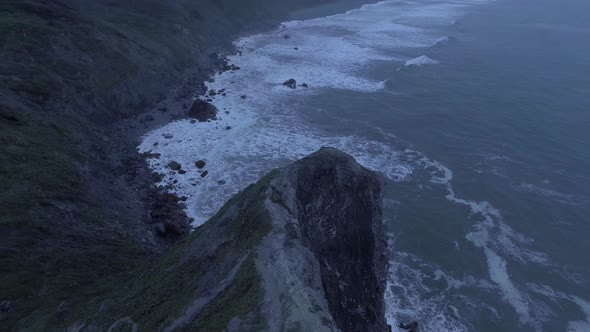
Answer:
[139,0,468,225]
[405,55,440,66]
[136,0,553,330]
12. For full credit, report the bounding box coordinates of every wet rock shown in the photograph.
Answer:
[195,160,206,169]
[168,161,182,171]
[294,47,299,50]
[163,133,173,139]
[225,126,232,130]
[399,322,419,331]
[301,83,308,88]
[200,170,209,178]
[153,142,159,147]
[283,78,297,89]
[240,95,247,99]
[178,169,187,174]
[188,99,217,122]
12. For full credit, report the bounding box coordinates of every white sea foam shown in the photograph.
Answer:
[139,0,470,225]
[405,55,440,66]
[136,0,525,330]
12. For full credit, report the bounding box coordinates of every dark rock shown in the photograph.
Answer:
[399,322,419,331]
[167,161,182,171]
[284,34,291,39]
[283,78,297,89]
[163,134,173,139]
[190,119,196,124]
[179,196,188,202]
[294,47,299,50]
[195,160,206,169]
[178,169,187,174]
[225,126,231,130]
[301,83,308,88]
[153,142,159,147]
[222,93,227,96]
[217,180,226,185]
[240,95,247,99]
[188,99,217,122]
[292,147,388,331]
[206,98,213,102]
[200,170,209,178]
[208,89,217,96]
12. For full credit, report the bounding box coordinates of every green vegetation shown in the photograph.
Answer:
[64,172,276,331]
[191,253,268,331]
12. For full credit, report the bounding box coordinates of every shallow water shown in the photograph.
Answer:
[139,0,590,330]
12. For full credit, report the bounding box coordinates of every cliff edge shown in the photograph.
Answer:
[77,147,388,331]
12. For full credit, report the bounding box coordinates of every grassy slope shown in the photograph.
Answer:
[80,172,275,331]
[0,1,214,329]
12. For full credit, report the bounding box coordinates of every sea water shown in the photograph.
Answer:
[139,0,590,330]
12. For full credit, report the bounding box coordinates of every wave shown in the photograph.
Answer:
[405,55,440,66]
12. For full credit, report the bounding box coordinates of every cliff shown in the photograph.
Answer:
[74,147,388,331]
[0,1,380,330]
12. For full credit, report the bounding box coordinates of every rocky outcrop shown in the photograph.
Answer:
[79,148,388,331]
[257,147,388,332]
[188,99,217,122]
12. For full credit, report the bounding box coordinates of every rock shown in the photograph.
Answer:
[240,95,247,99]
[294,47,299,50]
[190,119,196,124]
[283,78,297,89]
[153,142,159,147]
[399,322,419,331]
[284,34,291,39]
[163,133,173,139]
[301,83,308,88]
[158,106,168,112]
[168,161,182,171]
[225,126,231,130]
[188,99,217,122]
[274,147,388,331]
[178,169,187,174]
[200,170,209,177]
[217,180,226,185]
[195,160,206,169]
[209,89,217,96]
[222,93,227,96]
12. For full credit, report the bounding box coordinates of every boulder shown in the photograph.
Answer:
[188,99,217,122]
[195,160,206,169]
[283,78,297,89]
[168,161,182,171]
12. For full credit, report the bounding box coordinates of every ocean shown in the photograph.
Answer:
[138,0,590,330]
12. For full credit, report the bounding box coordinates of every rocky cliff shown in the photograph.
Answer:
[0,1,382,330]
[72,147,388,331]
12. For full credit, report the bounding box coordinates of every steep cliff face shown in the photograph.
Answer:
[77,148,388,331]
